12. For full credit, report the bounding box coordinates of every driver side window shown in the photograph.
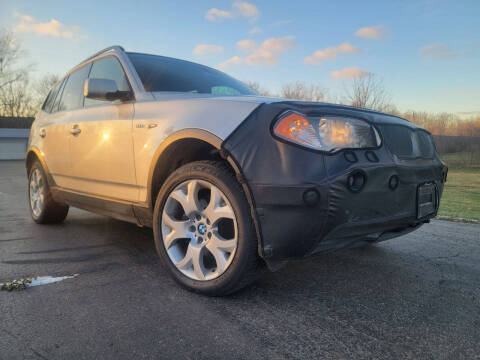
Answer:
[84,56,131,108]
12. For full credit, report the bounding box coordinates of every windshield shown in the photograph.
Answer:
[127,52,256,96]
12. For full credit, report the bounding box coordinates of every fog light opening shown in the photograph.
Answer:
[303,189,320,206]
[347,171,367,193]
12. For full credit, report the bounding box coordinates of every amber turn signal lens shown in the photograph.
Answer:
[273,112,321,148]
[274,112,310,137]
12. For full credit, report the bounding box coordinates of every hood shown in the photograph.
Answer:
[151,92,285,104]
[150,92,414,128]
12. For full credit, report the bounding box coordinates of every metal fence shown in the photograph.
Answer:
[0,116,35,129]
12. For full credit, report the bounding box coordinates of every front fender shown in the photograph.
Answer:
[146,129,223,209]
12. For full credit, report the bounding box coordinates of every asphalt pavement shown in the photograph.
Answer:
[1,160,479,359]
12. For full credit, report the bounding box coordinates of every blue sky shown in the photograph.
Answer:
[1,0,479,114]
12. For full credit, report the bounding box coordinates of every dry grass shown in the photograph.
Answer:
[437,167,480,223]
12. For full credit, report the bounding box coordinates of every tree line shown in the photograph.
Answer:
[246,80,480,138]
[1,29,479,140]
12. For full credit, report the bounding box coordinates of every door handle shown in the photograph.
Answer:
[39,128,46,138]
[147,123,158,129]
[70,125,81,136]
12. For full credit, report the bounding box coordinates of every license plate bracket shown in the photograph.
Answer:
[417,182,437,219]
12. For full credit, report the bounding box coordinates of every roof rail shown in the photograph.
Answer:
[78,45,125,66]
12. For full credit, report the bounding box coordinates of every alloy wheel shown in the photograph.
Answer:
[29,168,45,218]
[161,179,238,281]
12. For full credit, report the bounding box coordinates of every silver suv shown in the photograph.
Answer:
[27,46,446,295]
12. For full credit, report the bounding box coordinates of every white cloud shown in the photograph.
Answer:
[304,42,360,65]
[355,25,388,39]
[331,67,369,79]
[217,56,243,71]
[419,43,455,59]
[14,13,83,39]
[218,36,294,69]
[205,8,233,21]
[245,48,277,66]
[233,1,259,20]
[205,1,259,22]
[260,37,295,52]
[245,36,295,65]
[193,44,224,56]
[237,39,257,53]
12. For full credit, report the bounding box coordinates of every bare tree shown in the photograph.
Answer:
[0,30,41,118]
[31,73,59,111]
[281,81,326,102]
[244,81,272,96]
[0,30,28,90]
[343,74,390,111]
[0,78,35,117]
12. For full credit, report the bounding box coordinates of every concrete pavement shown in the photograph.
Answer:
[1,160,479,359]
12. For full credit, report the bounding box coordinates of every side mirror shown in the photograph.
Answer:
[84,78,132,101]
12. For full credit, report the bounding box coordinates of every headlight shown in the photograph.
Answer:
[273,111,380,152]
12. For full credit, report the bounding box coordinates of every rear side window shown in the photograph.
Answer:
[42,80,63,113]
[57,64,91,112]
[51,78,67,113]
[41,90,54,112]
[84,56,130,108]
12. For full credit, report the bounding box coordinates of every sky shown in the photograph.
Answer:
[1,0,479,114]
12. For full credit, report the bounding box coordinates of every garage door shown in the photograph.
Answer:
[0,129,30,160]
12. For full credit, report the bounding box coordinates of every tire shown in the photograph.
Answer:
[153,160,262,296]
[28,160,69,224]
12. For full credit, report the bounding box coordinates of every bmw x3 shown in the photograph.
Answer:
[27,46,447,295]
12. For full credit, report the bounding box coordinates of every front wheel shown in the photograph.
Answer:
[153,161,262,296]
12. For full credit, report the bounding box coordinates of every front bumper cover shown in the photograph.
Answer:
[222,102,446,261]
